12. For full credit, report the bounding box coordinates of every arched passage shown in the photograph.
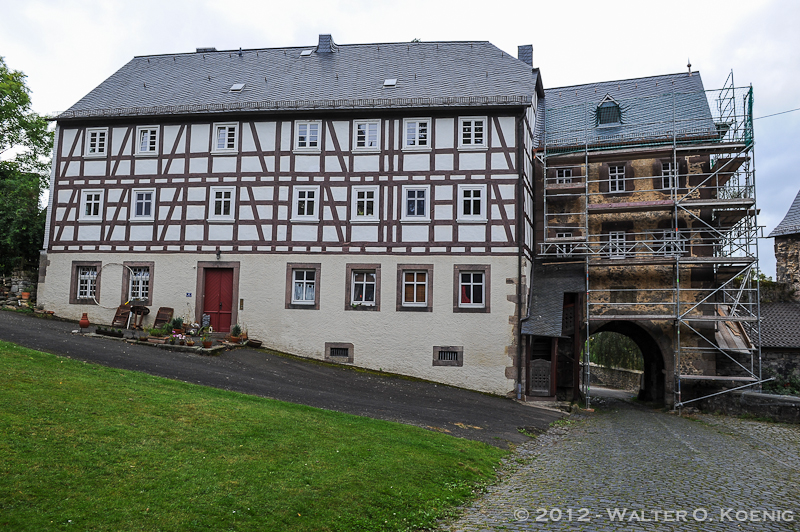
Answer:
[590,321,667,404]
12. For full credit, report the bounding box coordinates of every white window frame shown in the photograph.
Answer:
[402,118,431,150]
[135,126,159,156]
[291,269,317,305]
[556,169,573,184]
[609,231,628,259]
[458,116,487,149]
[292,185,321,222]
[130,188,155,222]
[84,128,108,157]
[350,185,379,222]
[661,162,676,190]
[353,120,380,152]
[400,185,431,222]
[208,186,236,221]
[402,270,428,307]
[609,165,625,192]
[79,189,104,221]
[128,266,151,302]
[457,184,487,222]
[212,123,238,153]
[350,270,377,306]
[294,120,322,152]
[76,266,98,300]
[458,271,485,308]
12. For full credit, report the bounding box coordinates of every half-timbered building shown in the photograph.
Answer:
[39,35,543,395]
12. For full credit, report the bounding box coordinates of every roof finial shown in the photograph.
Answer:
[238,47,243,57]
[687,58,692,76]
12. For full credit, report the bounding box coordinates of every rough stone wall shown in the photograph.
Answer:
[762,348,800,381]
[587,362,642,391]
[1,270,37,309]
[696,391,800,424]
[775,235,800,301]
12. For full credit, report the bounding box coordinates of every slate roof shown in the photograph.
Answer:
[58,37,542,120]
[535,72,717,151]
[768,189,800,237]
[759,302,800,349]
[521,262,585,337]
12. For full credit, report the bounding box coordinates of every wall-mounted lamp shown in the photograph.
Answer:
[216,250,221,260]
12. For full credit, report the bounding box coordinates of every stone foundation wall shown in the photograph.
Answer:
[696,391,800,424]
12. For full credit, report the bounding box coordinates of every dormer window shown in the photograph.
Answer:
[597,95,621,126]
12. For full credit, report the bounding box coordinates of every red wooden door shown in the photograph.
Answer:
[203,268,233,332]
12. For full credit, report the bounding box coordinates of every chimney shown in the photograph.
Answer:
[317,34,337,53]
[518,45,533,66]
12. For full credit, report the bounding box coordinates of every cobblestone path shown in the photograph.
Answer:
[443,390,800,531]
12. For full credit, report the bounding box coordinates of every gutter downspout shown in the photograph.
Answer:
[516,110,525,400]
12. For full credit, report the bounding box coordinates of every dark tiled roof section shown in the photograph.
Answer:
[521,261,585,337]
[536,72,715,149]
[759,302,800,349]
[59,41,540,119]
[768,189,800,237]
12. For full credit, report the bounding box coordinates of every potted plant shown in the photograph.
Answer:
[201,326,213,349]
[171,316,184,333]
[229,324,242,343]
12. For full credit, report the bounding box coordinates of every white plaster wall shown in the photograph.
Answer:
[40,252,520,395]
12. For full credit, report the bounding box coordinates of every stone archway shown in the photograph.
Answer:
[590,321,668,404]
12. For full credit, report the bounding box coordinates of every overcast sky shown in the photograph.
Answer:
[2,0,797,276]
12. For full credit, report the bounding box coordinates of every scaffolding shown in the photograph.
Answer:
[536,72,764,408]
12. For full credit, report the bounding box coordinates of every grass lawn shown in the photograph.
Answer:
[0,341,507,531]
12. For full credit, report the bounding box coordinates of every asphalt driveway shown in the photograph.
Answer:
[0,311,561,447]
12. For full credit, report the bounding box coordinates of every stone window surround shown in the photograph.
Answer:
[396,263,433,312]
[453,264,491,313]
[432,345,464,367]
[285,262,321,310]
[121,261,155,306]
[325,341,354,364]
[344,263,381,311]
[69,260,102,305]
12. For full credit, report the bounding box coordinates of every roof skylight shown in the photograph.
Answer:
[300,50,313,57]
[229,83,245,92]
[383,78,397,87]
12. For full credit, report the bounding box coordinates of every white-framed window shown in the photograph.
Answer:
[77,266,98,300]
[128,266,150,301]
[353,120,380,151]
[609,231,628,259]
[295,120,321,151]
[79,190,104,221]
[402,271,428,307]
[208,186,236,221]
[556,169,572,184]
[661,162,676,190]
[136,126,159,155]
[458,271,485,308]
[292,269,316,304]
[84,128,108,157]
[212,123,238,153]
[130,189,155,221]
[403,118,431,150]
[351,270,377,306]
[457,184,487,222]
[351,186,379,222]
[609,165,625,192]
[459,117,487,149]
[292,185,320,221]
[401,185,430,222]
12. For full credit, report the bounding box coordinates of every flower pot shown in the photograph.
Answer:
[229,335,240,344]
[21,292,30,300]
[246,339,262,348]
[186,340,195,347]
[202,340,213,349]
[79,313,90,329]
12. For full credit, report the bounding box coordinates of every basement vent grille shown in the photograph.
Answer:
[330,347,350,357]
[437,350,459,361]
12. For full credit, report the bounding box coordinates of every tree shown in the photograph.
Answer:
[587,331,644,370]
[0,56,53,273]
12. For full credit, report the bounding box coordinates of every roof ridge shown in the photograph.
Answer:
[546,71,701,92]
